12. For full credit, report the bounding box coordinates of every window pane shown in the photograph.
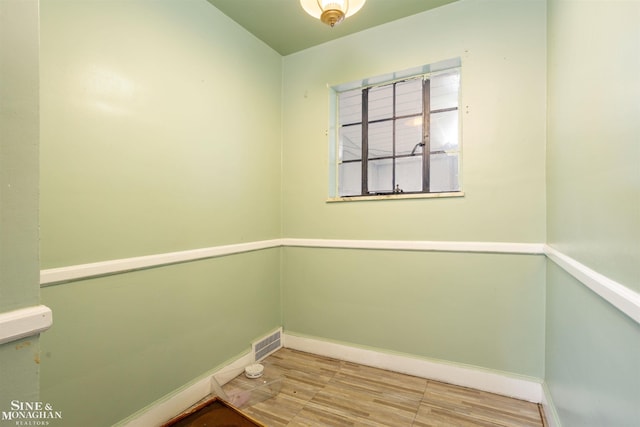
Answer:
[368,85,393,121]
[340,124,361,161]
[339,161,361,196]
[368,158,393,193]
[395,79,422,116]
[430,69,460,111]
[430,110,458,152]
[332,62,462,198]
[396,156,422,192]
[396,116,423,156]
[339,89,362,125]
[430,152,460,192]
[368,121,393,159]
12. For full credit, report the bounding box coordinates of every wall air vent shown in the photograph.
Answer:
[252,328,282,361]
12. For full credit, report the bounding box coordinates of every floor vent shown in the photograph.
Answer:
[252,328,282,361]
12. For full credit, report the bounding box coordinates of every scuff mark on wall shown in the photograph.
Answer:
[15,341,32,350]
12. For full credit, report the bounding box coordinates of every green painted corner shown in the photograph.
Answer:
[0,0,41,421]
[39,0,282,269]
[39,250,282,427]
[0,338,41,421]
[545,263,640,427]
[3,0,637,426]
[282,247,546,379]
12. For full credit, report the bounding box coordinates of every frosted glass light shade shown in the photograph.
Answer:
[300,0,367,26]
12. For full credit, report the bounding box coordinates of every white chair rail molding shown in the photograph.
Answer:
[0,305,53,345]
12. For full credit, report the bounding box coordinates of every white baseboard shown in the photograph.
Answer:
[540,382,562,427]
[118,331,548,426]
[283,332,543,403]
[118,352,254,427]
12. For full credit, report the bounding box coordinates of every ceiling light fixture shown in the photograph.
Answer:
[300,0,367,27]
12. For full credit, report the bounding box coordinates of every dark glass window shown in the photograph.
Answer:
[338,68,461,197]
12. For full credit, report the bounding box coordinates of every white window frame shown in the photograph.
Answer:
[328,58,464,202]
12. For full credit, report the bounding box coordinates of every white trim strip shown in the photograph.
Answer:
[544,245,640,324]
[282,238,545,254]
[283,333,543,403]
[119,352,254,427]
[327,191,465,202]
[541,382,561,427]
[39,239,544,286]
[0,305,53,345]
[40,239,282,286]
[119,375,211,427]
[38,239,638,325]
[119,333,544,426]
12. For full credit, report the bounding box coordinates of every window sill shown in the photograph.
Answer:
[327,191,464,203]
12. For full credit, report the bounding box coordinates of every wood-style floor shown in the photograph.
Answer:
[222,348,547,427]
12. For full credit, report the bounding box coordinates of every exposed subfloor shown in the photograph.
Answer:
[222,348,547,427]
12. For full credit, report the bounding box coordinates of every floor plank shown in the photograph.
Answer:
[222,348,546,427]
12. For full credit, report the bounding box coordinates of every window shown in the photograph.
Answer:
[331,60,461,199]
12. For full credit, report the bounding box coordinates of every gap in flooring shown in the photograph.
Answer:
[221,348,547,427]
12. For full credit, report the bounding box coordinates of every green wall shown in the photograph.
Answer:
[0,0,41,415]
[546,264,639,427]
[282,0,546,242]
[40,0,282,268]
[40,249,281,426]
[546,0,639,291]
[281,0,547,378]
[39,1,282,425]
[284,248,545,377]
[34,0,640,426]
[545,1,640,426]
